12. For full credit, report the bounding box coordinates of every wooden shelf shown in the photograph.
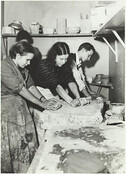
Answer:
[2,33,93,38]
[1,32,92,56]
[93,7,125,37]
[92,6,125,62]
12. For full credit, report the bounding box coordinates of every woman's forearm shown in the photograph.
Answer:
[56,85,73,104]
[68,82,80,99]
[19,86,62,111]
[28,85,46,101]
[19,86,45,108]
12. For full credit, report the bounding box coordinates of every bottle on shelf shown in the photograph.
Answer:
[39,25,43,34]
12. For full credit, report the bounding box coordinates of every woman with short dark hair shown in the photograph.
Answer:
[1,41,61,173]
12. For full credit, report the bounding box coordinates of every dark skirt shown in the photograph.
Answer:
[1,95,39,173]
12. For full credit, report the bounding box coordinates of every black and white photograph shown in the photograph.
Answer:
[1,0,125,173]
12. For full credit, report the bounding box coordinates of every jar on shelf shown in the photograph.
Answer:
[80,13,91,33]
[39,25,43,34]
[30,22,40,34]
[56,18,67,34]
[8,20,23,34]
[93,74,103,83]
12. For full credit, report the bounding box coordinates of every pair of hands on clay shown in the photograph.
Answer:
[70,97,91,108]
[41,97,62,111]
[70,98,81,107]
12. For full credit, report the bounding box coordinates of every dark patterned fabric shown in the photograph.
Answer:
[1,95,38,173]
[1,57,38,173]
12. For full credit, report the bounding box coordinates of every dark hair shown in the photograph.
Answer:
[78,42,95,53]
[16,30,33,44]
[47,42,70,66]
[9,41,34,59]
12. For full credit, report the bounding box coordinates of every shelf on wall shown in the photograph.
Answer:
[1,33,93,56]
[2,33,93,38]
[93,6,125,62]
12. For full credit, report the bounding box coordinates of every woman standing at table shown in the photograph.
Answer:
[1,41,61,173]
[36,42,81,107]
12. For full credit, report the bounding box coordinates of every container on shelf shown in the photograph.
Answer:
[66,27,80,34]
[30,22,40,34]
[56,18,67,34]
[80,13,91,33]
[93,74,104,83]
[2,26,14,34]
[93,74,110,85]
[8,20,23,30]
[8,20,23,34]
[90,6,107,31]
[39,25,43,34]
[43,27,54,34]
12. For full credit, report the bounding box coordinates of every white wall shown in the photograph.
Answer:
[4,1,109,98]
[4,1,95,29]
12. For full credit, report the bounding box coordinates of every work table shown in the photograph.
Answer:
[27,99,125,173]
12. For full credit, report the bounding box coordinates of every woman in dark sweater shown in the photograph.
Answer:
[36,42,81,107]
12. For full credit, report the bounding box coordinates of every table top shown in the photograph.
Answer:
[27,98,125,174]
[33,100,104,129]
[27,124,125,174]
